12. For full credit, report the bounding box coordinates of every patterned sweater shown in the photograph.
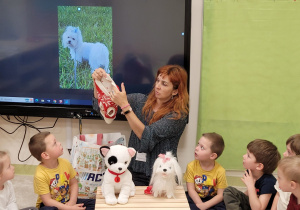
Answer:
[93,93,188,177]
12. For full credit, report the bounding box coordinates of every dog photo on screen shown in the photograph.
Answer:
[58,6,112,90]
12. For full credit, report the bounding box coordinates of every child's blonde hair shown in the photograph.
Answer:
[0,151,8,175]
[278,156,300,183]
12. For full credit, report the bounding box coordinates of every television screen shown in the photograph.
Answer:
[0,0,191,120]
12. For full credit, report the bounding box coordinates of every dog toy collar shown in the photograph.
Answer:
[158,154,170,163]
[108,169,125,183]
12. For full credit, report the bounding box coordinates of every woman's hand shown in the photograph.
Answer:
[111,82,145,139]
[92,68,107,81]
[110,82,129,108]
[92,68,107,98]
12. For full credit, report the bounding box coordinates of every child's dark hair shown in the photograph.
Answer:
[202,132,225,159]
[286,134,300,155]
[247,139,281,174]
[28,132,51,161]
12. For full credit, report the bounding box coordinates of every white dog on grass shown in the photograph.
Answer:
[62,26,110,85]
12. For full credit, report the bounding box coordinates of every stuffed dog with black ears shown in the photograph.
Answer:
[100,145,136,205]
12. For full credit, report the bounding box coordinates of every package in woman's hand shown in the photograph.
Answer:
[94,75,119,124]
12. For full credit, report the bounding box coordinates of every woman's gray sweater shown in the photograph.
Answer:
[93,93,188,177]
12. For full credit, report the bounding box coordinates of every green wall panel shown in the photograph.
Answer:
[198,0,300,170]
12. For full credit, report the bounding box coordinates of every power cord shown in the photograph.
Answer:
[0,115,59,162]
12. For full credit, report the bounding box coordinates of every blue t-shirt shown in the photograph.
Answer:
[255,174,277,209]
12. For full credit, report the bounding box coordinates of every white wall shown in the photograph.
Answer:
[0,1,202,172]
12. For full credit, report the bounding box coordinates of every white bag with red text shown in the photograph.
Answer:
[70,133,125,199]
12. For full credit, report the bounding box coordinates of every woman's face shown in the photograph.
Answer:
[154,74,177,102]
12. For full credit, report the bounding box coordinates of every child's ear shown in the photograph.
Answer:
[210,153,218,160]
[256,163,264,171]
[291,181,298,190]
[41,152,50,160]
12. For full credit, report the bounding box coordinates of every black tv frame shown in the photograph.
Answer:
[0,0,191,121]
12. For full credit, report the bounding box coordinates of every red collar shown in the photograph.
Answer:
[108,169,125,183]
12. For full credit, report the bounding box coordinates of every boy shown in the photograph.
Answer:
[184,132,227,210]
[271,134,300,210]
[277,156,300,210]
[224,139,281,210]
[28,132,95,210]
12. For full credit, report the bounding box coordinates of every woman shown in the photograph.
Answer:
[92,65,189,186]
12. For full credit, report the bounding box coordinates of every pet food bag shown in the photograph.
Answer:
[70,133,125,199]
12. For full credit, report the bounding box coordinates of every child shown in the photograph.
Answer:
[276,156,300,210]
[0,151,18,210]
[184,132,227,210]
[223,139,281,210]
[271,134,300,210]
[28,132,95,210]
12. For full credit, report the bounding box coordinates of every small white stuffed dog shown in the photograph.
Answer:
[100,145,136,205]
[149,151,182,199]
[62,26,110,84]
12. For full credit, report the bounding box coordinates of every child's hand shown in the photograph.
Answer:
[196,202,208,210]
[65,200,77,206]
[68,203,86,210]
[241,169,256,189]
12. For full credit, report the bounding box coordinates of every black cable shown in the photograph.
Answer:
[1,115,23,125]
[18,123,31,162]
[0,124,23,134]
[34,118,59,130]
[0,114,59,162]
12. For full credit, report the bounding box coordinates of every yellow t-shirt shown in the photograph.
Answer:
[33,158,77,208]
[184,160,228,198]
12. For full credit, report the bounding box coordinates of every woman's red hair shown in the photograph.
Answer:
[142,65,189,124]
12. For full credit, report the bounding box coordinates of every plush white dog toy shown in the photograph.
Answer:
[62,26,110,84]
[149,151,182,199]
[100,145,136,205]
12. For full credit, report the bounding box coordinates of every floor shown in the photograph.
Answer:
[11,174,37,209]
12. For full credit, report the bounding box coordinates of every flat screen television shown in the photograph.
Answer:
[0,0,191,120]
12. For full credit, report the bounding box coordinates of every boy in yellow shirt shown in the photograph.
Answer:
[29,132,95,210]
[184,132,227,209]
